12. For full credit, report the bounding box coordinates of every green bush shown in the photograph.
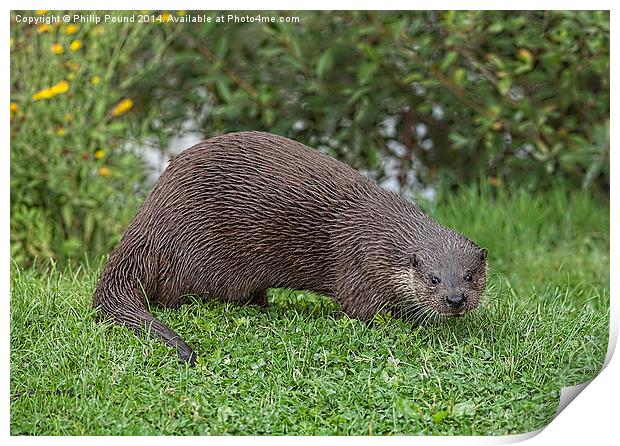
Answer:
[10,11,609,266]
[140,11,609,192]
[10,12,172,265]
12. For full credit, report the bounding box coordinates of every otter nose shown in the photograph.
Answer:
[446,293,466,308]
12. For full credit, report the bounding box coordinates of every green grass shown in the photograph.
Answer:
[10,185,609,435]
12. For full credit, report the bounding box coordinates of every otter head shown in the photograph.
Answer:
[395,237,488,318]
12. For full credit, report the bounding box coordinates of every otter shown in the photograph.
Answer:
[93,131,488,364]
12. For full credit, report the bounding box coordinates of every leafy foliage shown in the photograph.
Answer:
[141,11,609,192]
[10,11,609,265]
[10,13,173,264]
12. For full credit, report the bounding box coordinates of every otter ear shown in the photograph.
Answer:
[480,248,488,261]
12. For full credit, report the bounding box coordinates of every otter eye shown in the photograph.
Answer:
[464,274,473,282]
[429,275,440,285]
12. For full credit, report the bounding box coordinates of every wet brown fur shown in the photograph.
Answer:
[93,131,488,364]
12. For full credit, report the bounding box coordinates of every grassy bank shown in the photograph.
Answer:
[10,186,609,435]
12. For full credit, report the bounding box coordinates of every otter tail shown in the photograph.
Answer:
[93,261,196,365]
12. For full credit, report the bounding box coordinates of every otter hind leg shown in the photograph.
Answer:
[247,289,270,308]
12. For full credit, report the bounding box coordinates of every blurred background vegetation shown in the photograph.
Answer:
[10,10,609,266]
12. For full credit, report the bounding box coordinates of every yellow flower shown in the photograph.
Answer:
[35,10,48,15]
[37,24,51,33]
[98,166,110,177]
[177,10,186,16]
[110,98,134,117]
[94,149,105,159]
[67,73,75,80]
[66,61,79,71]
[63,113,74,122]
[32,88,53,100]
[69,40,83,52]
[64,24,79,35]
[161,12,171,22]
[56,127,66,136]
[50,80,69,94]
[51,43,64,54]
[90,75,101,85]
[10,102,18,120]
[34,79,71,100]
